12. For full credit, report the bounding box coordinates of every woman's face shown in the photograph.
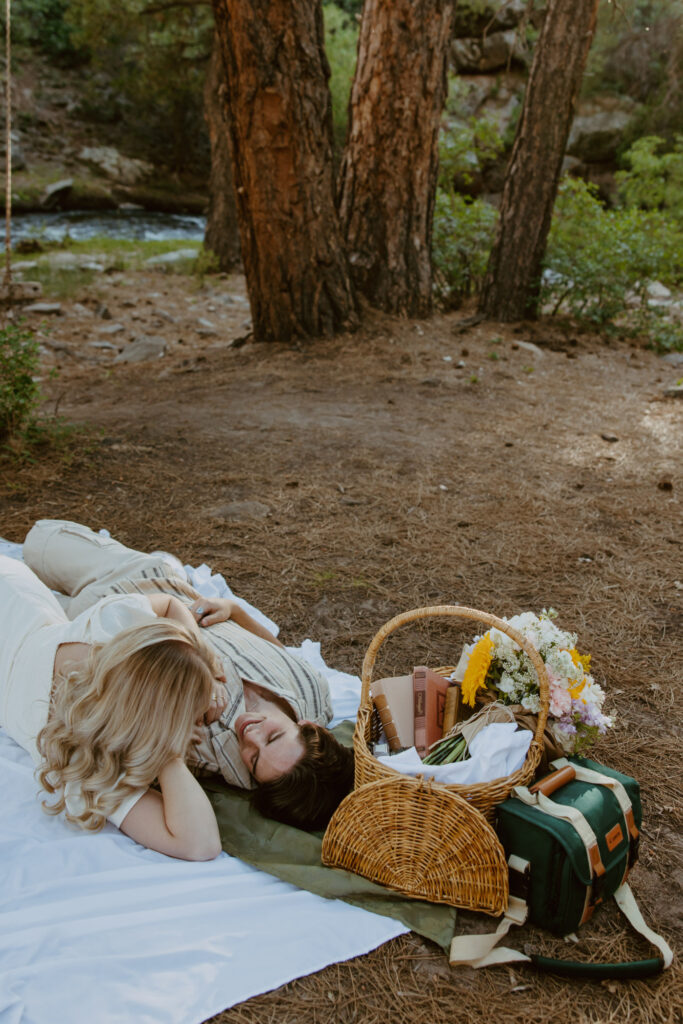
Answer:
[235,704,305,782]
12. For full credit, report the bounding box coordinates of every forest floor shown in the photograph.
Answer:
[1,261,682,1024]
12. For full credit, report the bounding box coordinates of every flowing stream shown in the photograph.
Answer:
[11,210,206,246]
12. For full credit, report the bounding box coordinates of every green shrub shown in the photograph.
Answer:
[326,0,363,14]
[323,2,360,152]
[541,177,683,349]
[66,0,212,171]
[616,135,683,219]
[9,0,86,64]
[438,112,505,192]
[583,1,683,145]
[0,322,41,442]
[431,190,498,307]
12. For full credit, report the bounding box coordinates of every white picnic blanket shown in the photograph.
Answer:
[0,539,406,1024]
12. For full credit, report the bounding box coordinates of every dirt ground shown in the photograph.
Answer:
[1,265,682,1023]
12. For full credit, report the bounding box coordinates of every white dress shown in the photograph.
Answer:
[0,555,156,826]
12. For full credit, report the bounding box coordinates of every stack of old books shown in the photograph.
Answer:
[371,667,461,759]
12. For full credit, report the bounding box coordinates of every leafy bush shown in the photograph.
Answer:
[584,0,683,145]
[541,177,683,349]
[8,0,86,64]
[438,112,505,192]
[66,0,212,171]
[616,135,683,219]
[0,322,41,442]
[327,0,363,14]
[432,109,503,307]
[323,3,360,152]
[432,190,498,307]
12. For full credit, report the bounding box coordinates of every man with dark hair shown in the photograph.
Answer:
[23,520,355,832]
[251,722,355,831]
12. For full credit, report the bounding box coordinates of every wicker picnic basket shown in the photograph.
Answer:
[321,605,550,913]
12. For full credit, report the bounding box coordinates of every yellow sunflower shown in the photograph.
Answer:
[461,632,494,707]
[568,647,590,699]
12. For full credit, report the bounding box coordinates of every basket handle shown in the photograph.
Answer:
[360,605,549,753]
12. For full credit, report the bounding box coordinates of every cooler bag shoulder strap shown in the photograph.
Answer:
[449,893,529,968]
[615,883,673,967]
[449,873,673,978]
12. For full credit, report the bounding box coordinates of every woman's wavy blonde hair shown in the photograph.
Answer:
[37,620,218,831]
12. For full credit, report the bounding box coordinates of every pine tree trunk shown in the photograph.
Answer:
[210,0,358,342]
[478,0,600,321]
[203,29,240,272]
[337,0,455,317]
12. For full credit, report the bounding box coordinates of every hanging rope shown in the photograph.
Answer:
[3,0,12,289]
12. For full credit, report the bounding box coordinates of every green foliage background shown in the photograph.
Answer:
[0,322,41,443]
[5,0,683,348]
[71,0,212,170]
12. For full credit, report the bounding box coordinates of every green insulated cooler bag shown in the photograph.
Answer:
[496,755,640,936]
[449,757,673,979]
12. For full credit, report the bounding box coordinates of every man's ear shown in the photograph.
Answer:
[297,718,315,727]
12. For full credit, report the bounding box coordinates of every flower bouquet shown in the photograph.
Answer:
[451,608,613,757]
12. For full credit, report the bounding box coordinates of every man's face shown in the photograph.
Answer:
[235,704,305,782]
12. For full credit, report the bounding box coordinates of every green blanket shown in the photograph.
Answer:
[203,721,457,951]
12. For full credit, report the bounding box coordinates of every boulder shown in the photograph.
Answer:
[453,0,529,37]
[23,302,62,315]
[0,281,42,301]
[567,108,634,164]
[452,30,528,74]
[78,146,153,185]
[97,323,126,335]
[115,335,167,363]
[41,179,74,210]
[647,281,672,301]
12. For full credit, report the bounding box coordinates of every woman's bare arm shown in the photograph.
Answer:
[118,758,221,861]
[147,593,201,636]
[53,642,91,679]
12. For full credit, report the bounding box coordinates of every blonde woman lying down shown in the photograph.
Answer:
[18,519,355,834]
[0,555,227,860]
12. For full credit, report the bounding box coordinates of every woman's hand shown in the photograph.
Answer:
[201,678,229,727]
[190,597,236,628]
[188,679,228,747]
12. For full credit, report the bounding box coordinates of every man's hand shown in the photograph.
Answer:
[190,598,236,628]
[191,595,284,649]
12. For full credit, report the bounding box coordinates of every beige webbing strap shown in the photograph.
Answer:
[449,883,673,972]
[615,883,673,968]
[449,896,530,968]
[551,758,639,839]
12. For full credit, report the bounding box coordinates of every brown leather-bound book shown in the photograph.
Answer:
[413,666,451,758]
[441,682,462,735]
[371,675,413,751]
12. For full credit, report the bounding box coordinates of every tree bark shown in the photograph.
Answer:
[203,29,240,272]
[210,0,358,342]
[478,0,600,322]
[337,0,455,318]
